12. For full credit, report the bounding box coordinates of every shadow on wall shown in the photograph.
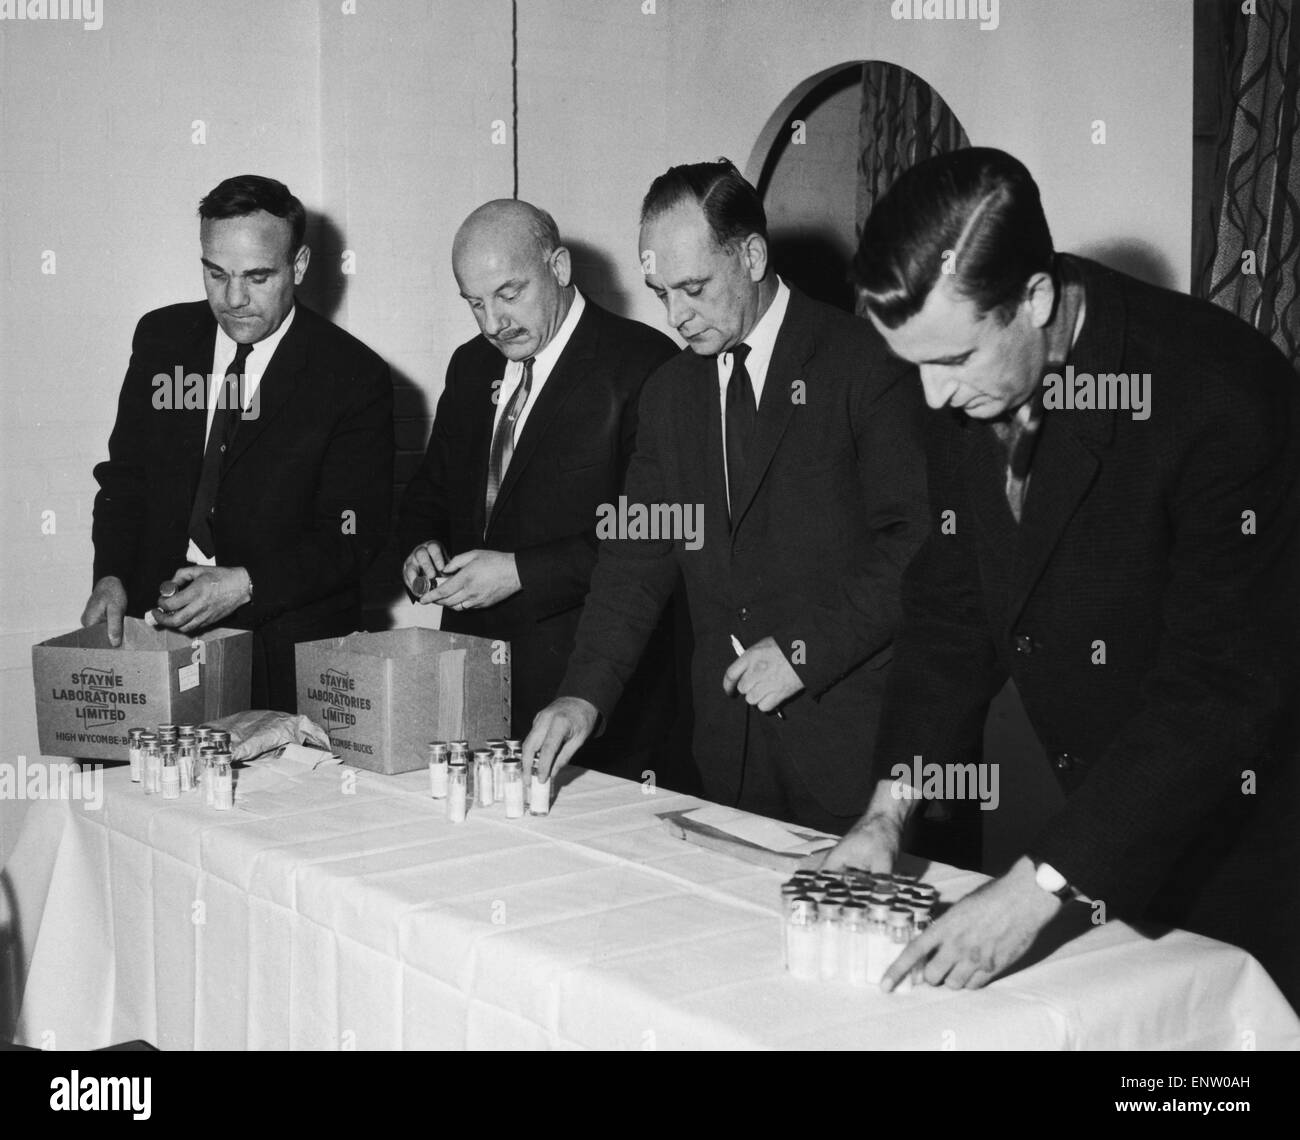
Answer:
[567,238,634,320]
[768,227,855,313]
[1074,238,1176,291]
[293,211,434,626]
[298,211,347,324]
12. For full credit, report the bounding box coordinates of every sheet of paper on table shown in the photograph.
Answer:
[659,804,836,872]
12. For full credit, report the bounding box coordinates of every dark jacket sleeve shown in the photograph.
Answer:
[558,365,683,720]
[772,350,931,696]
[240,349,394,622]
[91,313,158,586]
[868,414,1008,786]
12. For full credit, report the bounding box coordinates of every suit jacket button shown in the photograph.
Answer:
[738,607,750,622]
[1014,633,1034,654]
[1052,752,1075,771]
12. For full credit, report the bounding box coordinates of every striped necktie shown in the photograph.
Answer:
[484,356,534,531]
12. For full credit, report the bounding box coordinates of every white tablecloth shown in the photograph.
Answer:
[6,757,1298,1050]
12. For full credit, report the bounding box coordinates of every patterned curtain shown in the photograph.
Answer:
[1197,0,1300,370]
[855,63,969,241]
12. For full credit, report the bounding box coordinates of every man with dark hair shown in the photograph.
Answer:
[524,160,929,833]
[84,174,394,712]
[822,147,1300,1007]
[396,199,680,779]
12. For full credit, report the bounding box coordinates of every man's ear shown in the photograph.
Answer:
[1024,269,1056,329]
[549,246,572,289]
[741,232,768,283]
[292,244,311,286]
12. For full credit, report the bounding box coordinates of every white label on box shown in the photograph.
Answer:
[178,662,200,691]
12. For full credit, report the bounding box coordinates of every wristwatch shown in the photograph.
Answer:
[1031,857,1075,900]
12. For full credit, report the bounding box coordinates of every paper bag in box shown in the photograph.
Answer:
[32,618,252,761]
[295,628,510,774]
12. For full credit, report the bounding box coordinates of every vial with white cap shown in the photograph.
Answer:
[160,744,180,799]
[865,899,893,984]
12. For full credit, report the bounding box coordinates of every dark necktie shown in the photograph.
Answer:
[187,341,253,559]
[991,386,1046,524]
[724,343,755,522]
[485,356,534,530]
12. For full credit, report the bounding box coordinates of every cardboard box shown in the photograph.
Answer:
[33,619,253,761]
[295,628,511,774]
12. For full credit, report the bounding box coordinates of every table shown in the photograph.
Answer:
[6,754,1297,1050]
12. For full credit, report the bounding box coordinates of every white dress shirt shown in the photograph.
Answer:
[186,306,297,566]
[717,277,791,504]
[491,288,586,446]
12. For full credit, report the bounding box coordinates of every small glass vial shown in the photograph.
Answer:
[841,900,871,986]
[177,732,198,793]
[528,764,551,815]
[195,724,217,746]
[199,746,219,806]
[780,880,805,903]
[503,758,525,818]
[819,898,843,981]
[212,753,234,811]
[156,723,178,741]
[143,734,162,795]
[127,727,146,783]
[784,896,820,981]
[473,750,494,808]
[447,759,468,823]
[209,729,232,752]
[865,900,892,985]
[505,739,522,758]
[884,907,915,993]
[427,741,449,799]
[490,744,509,803]
[161,745,180,799]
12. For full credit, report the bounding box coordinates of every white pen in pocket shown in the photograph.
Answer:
[729,634,786,720]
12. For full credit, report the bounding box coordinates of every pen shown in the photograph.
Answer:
[730,634,785,720]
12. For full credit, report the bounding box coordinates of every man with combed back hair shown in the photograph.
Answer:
[397,200,681,783]
[525,161,930,833]
[86,174,395,712]
[821,147,1300,1008]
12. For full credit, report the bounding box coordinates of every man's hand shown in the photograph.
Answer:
[722,635,803,712]
[812,810,904,874]
[522,697,600,782]
[153,565,251,633]
[403,540,449,601]
[881,856,1061,993]
[430,549,521,611]
[80,576,128,646]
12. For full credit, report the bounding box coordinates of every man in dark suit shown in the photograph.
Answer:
[84,174,394,713]
[822,148,1299,1007]
[524,160,930,833]
[396,199,680,779]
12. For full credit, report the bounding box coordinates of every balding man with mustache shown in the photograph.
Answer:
[397,200,683,782]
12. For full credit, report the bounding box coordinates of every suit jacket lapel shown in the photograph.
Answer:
[179,310,218,496]
[487,305,600,533]
[728,295,808,536]
[223,304,310,472]
[697,353,729,568]
[1004,256,1125,630]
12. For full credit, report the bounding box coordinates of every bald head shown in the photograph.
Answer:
[453,200,574,361]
